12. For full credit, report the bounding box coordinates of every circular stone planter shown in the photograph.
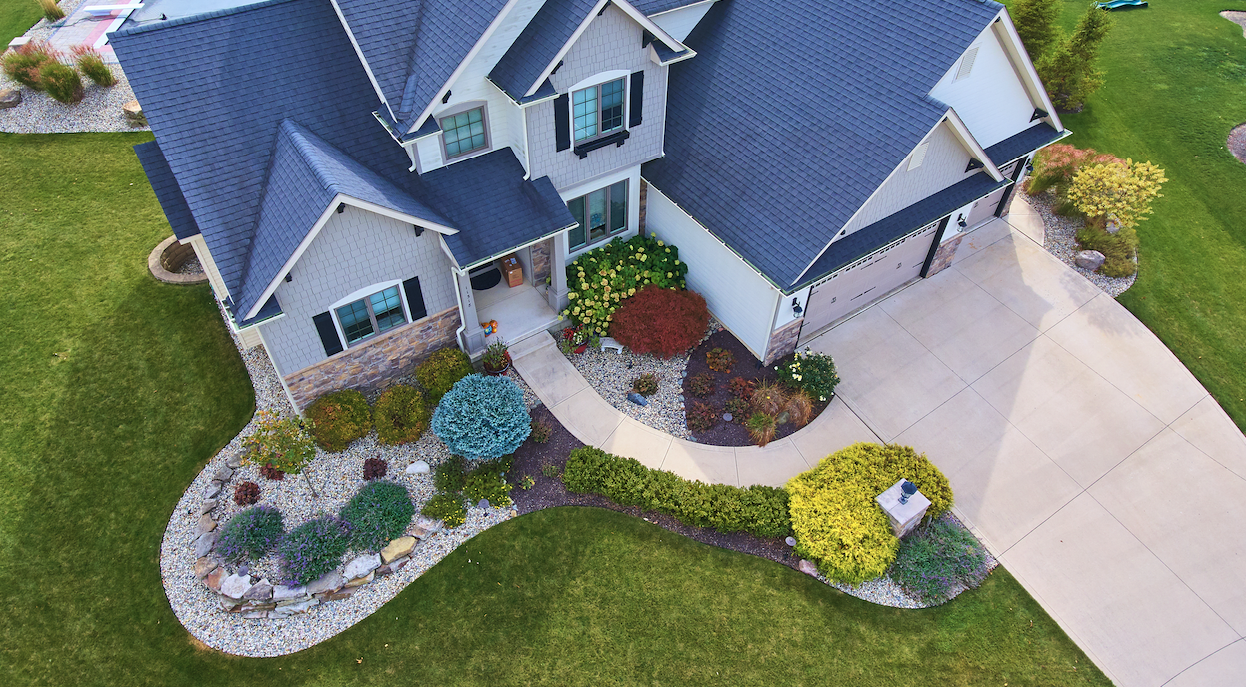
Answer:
[148,235,207,284]
[1228,122,1246,166]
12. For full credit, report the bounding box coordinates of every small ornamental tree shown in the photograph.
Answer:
[244,410,316,474]
[1038,3,1113,112]
[1066,158,1167,231]
[431,374,531,460]
[609,285,709,358]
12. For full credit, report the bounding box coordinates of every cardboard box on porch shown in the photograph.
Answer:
[501,254,522,288]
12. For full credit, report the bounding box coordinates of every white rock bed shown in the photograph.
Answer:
[1026,190,1137,298]
[1,0,151,134]
[160,303,516,657]
[566,346,693,439]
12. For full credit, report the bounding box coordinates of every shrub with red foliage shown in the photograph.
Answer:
[686,400,719,432]
[234,481,260,506]
[609,285,708,358]
[259,463,285,481]
[728,377,755,400]
[363,457,388,480]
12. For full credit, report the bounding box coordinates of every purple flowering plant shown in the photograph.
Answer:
[278,515,350,585]
[887,514,990,604]
[214,505,284,563]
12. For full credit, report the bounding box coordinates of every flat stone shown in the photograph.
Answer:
[219,597,244,611]
[271,599,318,616]
[798,559,819,577]
[194,557,218,579]
[241,610,268,619]
[319,588,356,601]
[414,515,443,534]
[226,453,245,469]
[194,531,217,558]
[214,466,233,482]
[243,579,273,601]
[205,567,225,592]
[343,553,381,580]
[244,602,276,611]
[626,391,648,406]
[380,536,417,563]
[219,573,253,600]
[375,564,393,577]
[0,88,21,110]
[196,514,216,534]
[204,483,221,500]
[405,460,430,475]
[344,571,374,588]
[198,499,217,515]
[305,570,343,595]
[272,584,307,601]
[1076,250,1106,271]
[389,557,408,573]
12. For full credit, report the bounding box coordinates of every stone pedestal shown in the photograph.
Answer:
[875,479,931,538]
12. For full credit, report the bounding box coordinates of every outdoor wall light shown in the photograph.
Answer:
[791,297,803,316]
[957,214,967,228]
[899,480,918,505]
[413,225,424,237]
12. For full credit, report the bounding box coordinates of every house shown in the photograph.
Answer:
[113,0,1065,412]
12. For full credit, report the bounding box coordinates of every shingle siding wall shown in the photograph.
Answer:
[259,205,457,375]
[526,5,667,191]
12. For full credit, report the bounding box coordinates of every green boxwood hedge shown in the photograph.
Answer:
[563,447,790,538]
[786,442,952,584]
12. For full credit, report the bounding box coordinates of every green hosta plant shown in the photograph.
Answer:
[562,234,688,335]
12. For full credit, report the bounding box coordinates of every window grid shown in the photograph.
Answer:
[572,78,626,142]
[568,180,628,250]
[441,107,487,158]
[336,286,406,346]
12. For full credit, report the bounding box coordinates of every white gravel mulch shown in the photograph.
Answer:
[1025,190,1137,297]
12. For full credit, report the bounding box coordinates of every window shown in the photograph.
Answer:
[567,180,628,250]
[440,107,487,158]
[335,285,406,345]
[573,78,625,142]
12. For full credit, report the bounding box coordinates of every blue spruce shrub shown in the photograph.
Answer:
[431,374,531,460]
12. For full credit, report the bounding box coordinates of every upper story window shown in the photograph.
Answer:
[336,285,405,345]
[573,78,625,142]
[441,107,488,158]
[567,180,628,251]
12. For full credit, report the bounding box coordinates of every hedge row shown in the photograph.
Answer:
[562,447,790,538]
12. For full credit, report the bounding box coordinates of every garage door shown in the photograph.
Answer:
[799,221,939,341]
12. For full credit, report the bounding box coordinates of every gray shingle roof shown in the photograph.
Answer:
[335,0,509,129]
[642,0,1003,288]
[984,122,1063,165]
[133,140,200,240]
[631,0,708,13]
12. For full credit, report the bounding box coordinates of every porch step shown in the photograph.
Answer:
[507,330,556,359]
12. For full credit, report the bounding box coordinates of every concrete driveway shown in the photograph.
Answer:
[809,216,1246,686]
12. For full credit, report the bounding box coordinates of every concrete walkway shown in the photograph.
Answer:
[510,197,1246,686]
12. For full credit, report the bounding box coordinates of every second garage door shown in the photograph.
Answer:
[798,221,939,343]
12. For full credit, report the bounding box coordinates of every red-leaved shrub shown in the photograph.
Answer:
[609,285,708,358]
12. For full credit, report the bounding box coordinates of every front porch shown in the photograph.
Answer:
[457,232,570,357]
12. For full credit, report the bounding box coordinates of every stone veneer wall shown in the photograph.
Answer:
[531,238,552,286]
[284,307,461,409]
[763,317,804,366]
[926,233,965,278]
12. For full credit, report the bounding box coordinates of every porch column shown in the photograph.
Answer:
[456,270,487,356]
[546,230,569,313]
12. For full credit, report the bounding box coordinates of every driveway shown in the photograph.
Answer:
[809,213,1246,687]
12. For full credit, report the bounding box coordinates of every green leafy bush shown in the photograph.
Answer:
[706,347,735,373]
[214,506,283,563]
[416,347,474,404]
[244,410,316,474]
[562,234,688,334]
[776,348,840,402]
[431,374,531,460]
[689,372,715,397]
[541,464,560,479]
[37,60,82,104]
[339,480,415,551]
[420,493,467,528]
[434,455,467,493]
[889,514,990,604]
[463,460,513,508]
[1,41,56,89]
[279,516,349,584]
[1076,223,1138,277]
[373,385,430,445]
[786,442,952,584]
[305,389,372,452]
[563,447,791,537]
[631,373,659,397]
[71,46,114,87]
[609,285,709,358]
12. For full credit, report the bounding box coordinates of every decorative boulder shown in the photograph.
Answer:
[122,100,146,127]
[380,536,416,564]
[0,88,21,110]
[220,573,253,599]
[343,553,381,580]
[1076,250,1106,271]
[405,460,430,475]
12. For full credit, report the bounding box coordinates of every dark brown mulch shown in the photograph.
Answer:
[1229,122,1246,165]
[680,330,828,447]
[509,405,804,573]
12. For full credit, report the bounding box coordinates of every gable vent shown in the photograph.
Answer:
[955,47,979,81]
[907,142,930,171]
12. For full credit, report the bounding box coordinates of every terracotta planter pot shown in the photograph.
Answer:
[483,351,512,376]
[574,343,588,354]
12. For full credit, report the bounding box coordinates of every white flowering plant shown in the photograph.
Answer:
[561,233,688,335]
[775,348,840,402]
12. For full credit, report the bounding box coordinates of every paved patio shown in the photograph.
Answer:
[511,198,1246,686]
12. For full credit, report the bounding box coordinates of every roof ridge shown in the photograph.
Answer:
[113,0,304,38]
[397,0,426,118]
[278,119,339,193]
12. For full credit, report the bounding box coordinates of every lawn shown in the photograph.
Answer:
[0,133,1109,685]
[1013,0,1246,428]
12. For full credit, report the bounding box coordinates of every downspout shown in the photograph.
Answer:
[451,266,468,351]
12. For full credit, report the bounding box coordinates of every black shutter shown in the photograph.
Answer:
[403,276,427,321]
[629,70,644,128]
[313,312,343,356]
[554,93,571,152]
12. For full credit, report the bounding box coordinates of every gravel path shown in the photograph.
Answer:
[1026,190,1137,297]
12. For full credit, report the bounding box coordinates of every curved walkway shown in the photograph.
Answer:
[513,199,1246,687]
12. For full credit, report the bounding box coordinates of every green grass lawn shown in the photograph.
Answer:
[0,133,1108,685]
[0,1,40,48]
[1018,0,1246,427]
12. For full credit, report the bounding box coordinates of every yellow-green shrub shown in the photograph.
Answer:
[786,442,952,584]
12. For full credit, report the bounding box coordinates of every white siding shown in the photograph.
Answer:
[649,0,717,42]
[645,184,779,359]
[929,25,1037,149]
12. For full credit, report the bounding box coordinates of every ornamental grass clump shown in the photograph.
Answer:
[776,348,840,402]
[431,375,531,460]
[1,41,56,89]
[416,347,474,404]
[888,514,991,604]
[71,46,114,87]
[279,516,350,585]
[37,61,82,104]
[787,442,953,584]
[745,412,776,446]
[36,0,65,23]
[214,506,284,563]
[751,380,787,416]
[244,410,316,474]
[528,418,553,443]
[305,389,372,452]
[562,233,688,334]
[339,480,415,551]
[373,385,430,445]
[609,284,709,358]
